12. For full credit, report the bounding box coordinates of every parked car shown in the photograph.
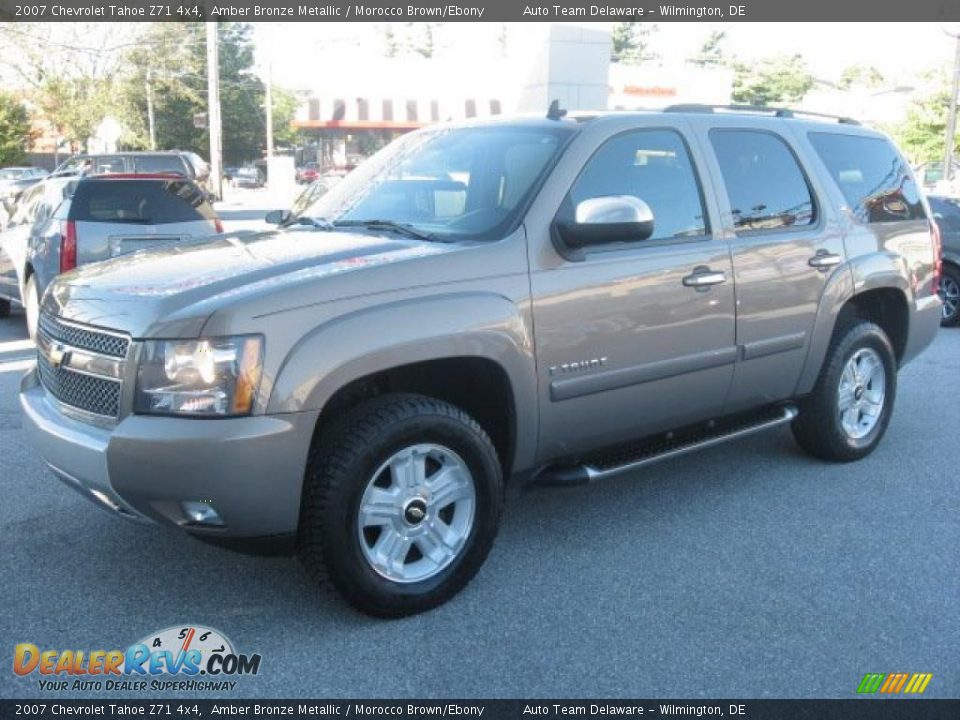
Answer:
[0,173,222,336]
[231,167,263,189]
[50,151,209,186]
[1,167,47,204]
[20,107,940,617]
[295,162,320,184]
[930,194,960,326]
[265,175,345,227]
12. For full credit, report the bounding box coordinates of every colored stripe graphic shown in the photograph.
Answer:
[858,674,886,694]
[858,672,932,694]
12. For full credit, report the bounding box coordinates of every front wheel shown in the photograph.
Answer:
[792,320,897,462]
[24,275,39,340]
[298,394,503,617]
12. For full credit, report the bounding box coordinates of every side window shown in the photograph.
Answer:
[566,129,709,241]
[710,130,816,232]
[808,132,925,224]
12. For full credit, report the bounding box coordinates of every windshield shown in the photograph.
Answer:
[296,125,573,241]
[1,169,26,180]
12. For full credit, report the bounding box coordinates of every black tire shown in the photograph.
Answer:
[298,393,503,617]
[0,297,9,319]
[939,264,960,327]
[792,320,897,462]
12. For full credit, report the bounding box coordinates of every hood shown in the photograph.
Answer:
[44,226,454,337]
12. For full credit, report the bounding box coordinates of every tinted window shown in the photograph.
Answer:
[94,156,126,174]
[566,129,708,241]
[132,155,188,175]
[931,197,960,232]
[70,180,215,224]
[808,133,925,224]
[710,130,815,231]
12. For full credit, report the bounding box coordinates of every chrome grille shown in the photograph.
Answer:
[36,313,129,419]
[38,314,129,358]
[37,354,121,417]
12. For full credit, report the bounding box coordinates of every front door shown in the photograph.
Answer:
[529,124,737,461]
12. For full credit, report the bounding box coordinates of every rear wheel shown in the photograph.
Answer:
[298,393,503,617]
[939,264,960,327]
[24,275,39,340]
[792,320,896,462]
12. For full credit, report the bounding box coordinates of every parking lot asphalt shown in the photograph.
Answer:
[1,298,958,699]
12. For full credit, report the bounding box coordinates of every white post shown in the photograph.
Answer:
[206,21,223,200]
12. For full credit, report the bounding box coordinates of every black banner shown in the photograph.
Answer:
[2,700,960,720]
[0,0,958,22]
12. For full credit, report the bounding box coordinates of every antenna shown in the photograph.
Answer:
[547,100,567,121]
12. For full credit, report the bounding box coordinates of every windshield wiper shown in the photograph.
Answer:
[334,219,435,241]
[293,215,335,231]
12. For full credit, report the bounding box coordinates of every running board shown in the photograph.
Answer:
[537,404,799,487]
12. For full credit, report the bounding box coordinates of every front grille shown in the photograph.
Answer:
[37,354,121,417]
[38,314,129,358]
[37,313,129,418]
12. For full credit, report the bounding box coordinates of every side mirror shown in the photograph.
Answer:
[265,209,290,225]
[557,195,654,249]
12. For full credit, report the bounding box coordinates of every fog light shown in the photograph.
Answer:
[181,501,225,527]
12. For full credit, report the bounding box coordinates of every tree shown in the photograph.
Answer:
[610,22,659,65]
[890,77,954,164]
[689,31,727,67]
[378,23,440,59]
[0,92,33,165]
[839,65,885,90]
[116,22,266,164]
[270,87,301,150]
[732,55,815,106]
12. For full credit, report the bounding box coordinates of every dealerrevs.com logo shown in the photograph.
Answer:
[13,625,261,693]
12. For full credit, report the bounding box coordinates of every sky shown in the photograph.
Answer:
[253,22,960,91]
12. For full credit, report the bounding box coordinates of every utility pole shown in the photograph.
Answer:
[145,68,156,151]
[265,60,274,159]
[206,21,223,200]
[945,31,960,183]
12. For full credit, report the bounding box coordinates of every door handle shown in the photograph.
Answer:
[808,251,842,270]
[682,268,727,288]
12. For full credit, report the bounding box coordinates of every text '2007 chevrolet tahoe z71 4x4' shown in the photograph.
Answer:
[21,106,941,617]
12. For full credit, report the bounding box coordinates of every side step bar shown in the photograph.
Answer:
[537,404,799,487]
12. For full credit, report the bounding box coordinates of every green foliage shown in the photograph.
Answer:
[889,78,954,164]
[689,31,727,67]
[732,55,815,106]
[117,22,266,164]
[838,65,885,90]
[611,22,659,65]
[379,23,440,59]
[0,92,33,165]
[271,87,301,150]
[37,76,113,149]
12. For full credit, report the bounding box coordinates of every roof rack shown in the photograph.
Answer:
[663,104,860,126]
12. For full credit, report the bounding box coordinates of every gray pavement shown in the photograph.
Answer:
[0,307,957,700]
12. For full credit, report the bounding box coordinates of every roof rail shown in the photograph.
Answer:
[663,103,860,126]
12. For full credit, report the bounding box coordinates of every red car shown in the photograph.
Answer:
[295,162,320,184]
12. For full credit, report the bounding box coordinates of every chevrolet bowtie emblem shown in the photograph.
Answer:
[48,343,69,369]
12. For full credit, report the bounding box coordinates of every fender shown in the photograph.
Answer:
[794,252,910,396]
[942,248,960,270]
[267,291,539,473]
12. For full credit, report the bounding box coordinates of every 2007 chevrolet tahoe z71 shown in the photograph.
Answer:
[20,106,942,616]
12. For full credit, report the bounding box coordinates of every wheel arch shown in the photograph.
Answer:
[267,292,538,474]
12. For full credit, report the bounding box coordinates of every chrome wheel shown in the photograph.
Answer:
[940,274,960,321]
[357,443,476,584]
[837,348,886,440]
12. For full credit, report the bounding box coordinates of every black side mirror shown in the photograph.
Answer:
[556,195,655,249]
[265,209,291,225]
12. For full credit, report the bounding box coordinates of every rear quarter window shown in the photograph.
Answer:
[808,132,925,223]
[69,179,215,224]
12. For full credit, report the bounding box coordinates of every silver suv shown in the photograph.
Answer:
[19,106,942,617]
[0,174,222,337]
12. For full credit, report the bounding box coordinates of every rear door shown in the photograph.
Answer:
[691,118,845,414]
[0,183,46,301]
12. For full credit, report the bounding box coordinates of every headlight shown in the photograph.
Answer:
[134,335,263,417]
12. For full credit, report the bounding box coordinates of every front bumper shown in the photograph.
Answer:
[20,368,319,538]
